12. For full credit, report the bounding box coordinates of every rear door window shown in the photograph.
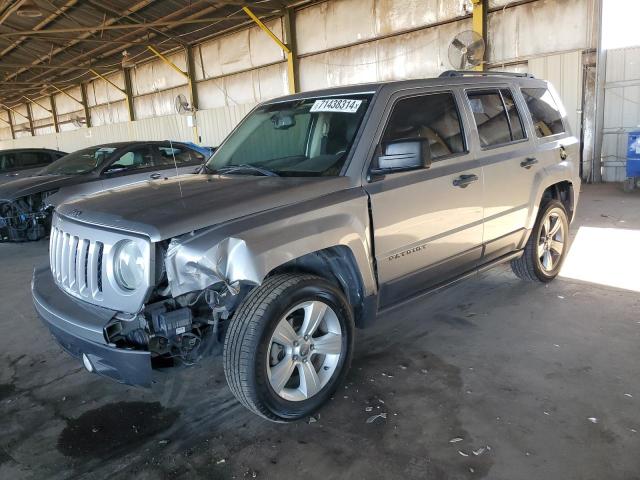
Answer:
[521,87,565,137]
[467,90,527,148]
[501,89,526,141]
[156,145,204,167]
[107,146,154,172]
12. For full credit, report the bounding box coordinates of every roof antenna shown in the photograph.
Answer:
[168,139,184,200]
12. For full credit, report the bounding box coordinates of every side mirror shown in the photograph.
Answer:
[374,138,431,173]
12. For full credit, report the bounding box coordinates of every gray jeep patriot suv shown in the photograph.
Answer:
[32,71,580,422]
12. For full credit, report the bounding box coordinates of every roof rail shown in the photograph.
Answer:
[439,70,535,79]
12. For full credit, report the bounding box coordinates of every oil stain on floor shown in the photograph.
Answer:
[57,401,179,458]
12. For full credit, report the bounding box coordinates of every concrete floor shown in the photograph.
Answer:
[1,183,639,480]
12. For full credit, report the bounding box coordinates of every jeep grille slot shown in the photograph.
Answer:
[48,212,151,313]
[50,225,103,301]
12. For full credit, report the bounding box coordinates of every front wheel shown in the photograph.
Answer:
[223,274,354,422]
[511,199,570,282]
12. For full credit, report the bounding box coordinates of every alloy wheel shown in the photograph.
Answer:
[537,209,565,272]
[267,300,343,402]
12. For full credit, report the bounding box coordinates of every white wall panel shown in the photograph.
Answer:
[197,18,285,81]
[196,103,255,147]
[197,78,228,110]
[0,129,12,141]
[90,101,128,127]
[375,0,439,34]
[249,19,286,67]
[529,50,583,136]
[54,86,83,115]
[87,71,126,107]
[132,51,188,96]
[296,0,468,56]
[296,0,376,55]
[30,101,51,121]
[33,117,55,137]
[134,85,190,120]
[299,18,472,90]
[57,109,86,132]
[488,0,596,64]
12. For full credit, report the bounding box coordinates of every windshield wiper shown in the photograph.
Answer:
[214,164,280,177]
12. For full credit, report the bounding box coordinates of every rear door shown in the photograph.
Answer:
[463,86,538,261]
[364,89,484,308]
[520,84,579,184]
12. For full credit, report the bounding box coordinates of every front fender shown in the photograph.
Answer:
[165,188,376,298]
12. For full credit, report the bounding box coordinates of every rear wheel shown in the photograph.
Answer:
[223,274,354,422]
[511,199,569,282]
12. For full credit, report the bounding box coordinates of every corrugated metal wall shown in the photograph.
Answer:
[601,46,640,182]
[0,0,597,159]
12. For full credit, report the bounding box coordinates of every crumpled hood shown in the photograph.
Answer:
[57,174,352,242]
[0,174,86,201]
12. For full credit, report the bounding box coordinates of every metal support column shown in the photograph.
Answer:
[25,102,35,136]
[185,45,199,112]
[50,95,59,133]
[472,0,487,71]
[592,0,605,183]
[243,6,297,94]
[6,108,15,139]
[79,83,92,128]
[2,104,30,136]
[122,68,136,122]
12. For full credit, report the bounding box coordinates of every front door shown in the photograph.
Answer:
[364,90,484,308]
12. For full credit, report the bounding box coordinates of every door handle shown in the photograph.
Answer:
[520,157,538,169]
[453,174,478,188]
[559,146,568,160]
[150,173,162,179]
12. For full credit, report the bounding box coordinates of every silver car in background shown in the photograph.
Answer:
[0,141,207,242]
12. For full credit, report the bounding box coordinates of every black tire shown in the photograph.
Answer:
[511,199,569,282]
[223,273,354,422]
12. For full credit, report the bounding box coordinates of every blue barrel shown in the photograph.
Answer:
[628,131,640,177]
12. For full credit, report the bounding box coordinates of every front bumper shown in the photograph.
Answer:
[32,265,151,387]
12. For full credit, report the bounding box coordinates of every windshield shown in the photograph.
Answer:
[39,146,118,175]
[206,95,372,176]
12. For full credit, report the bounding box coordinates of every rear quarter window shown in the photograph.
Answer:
[521,87,565,138]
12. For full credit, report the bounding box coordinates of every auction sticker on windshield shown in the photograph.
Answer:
[310,99,362,113]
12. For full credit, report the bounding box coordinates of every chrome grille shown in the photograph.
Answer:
[48,212,154,313]
[50,225,104,301]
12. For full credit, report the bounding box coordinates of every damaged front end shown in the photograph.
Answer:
[0,191,56,242]
[101,240,248,371]
[102,284,245,368]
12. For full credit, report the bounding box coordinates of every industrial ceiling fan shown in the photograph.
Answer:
[174,94,195,115]
[448,30,486,70]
